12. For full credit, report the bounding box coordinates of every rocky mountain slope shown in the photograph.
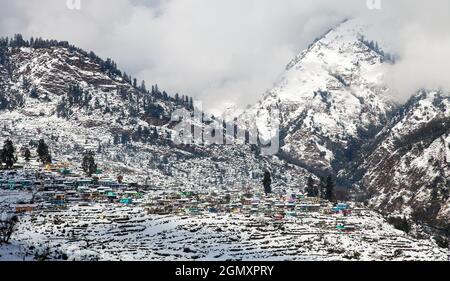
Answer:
[0,36,311,191]
[359,90,450,228]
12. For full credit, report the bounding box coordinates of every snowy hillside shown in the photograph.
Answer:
[0,37,311,191]
[360,91,450,228]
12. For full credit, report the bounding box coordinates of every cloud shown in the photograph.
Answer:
[356,1,450,102]
[0,0,449,112]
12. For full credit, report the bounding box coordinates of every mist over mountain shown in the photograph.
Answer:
[2,0,450,113]
[0,33,311,192]
[1,16,449,233]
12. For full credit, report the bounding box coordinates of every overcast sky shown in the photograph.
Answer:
[1,0,449,113]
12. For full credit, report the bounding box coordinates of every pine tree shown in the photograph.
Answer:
[121,133,130,146]
[324,175,335,202]
[263,171,272,195]
[37,139,51,164]
[1,139,16,169]
[401,216,411,234]
[82,151,97,177]
[30,87,38,99]
[24,148,31,161]
[113,134,121,145]
[305,175,317,197]
[140,80,146,92]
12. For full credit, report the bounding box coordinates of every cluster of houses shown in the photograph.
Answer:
[1,161,363,234]
[0,163,143,214]
[145,189,360,231]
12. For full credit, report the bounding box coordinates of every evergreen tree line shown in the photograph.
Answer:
[1,34,196,115]
[0,34,122,78]
[55,82,194,121]
[113,125,160,146]
[56,84,93,118]
[0,139,52,169]
[359,36,397,64]
[0,138,99,177]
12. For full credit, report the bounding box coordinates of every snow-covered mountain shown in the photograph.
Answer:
[359,90,450,227]
[240,19,397,174]
[1,18,449,233]
[0,36,311,191]
[240,19,449,231]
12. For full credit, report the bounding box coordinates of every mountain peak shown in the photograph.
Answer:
[285,18,369,71]
[240,18,397,172]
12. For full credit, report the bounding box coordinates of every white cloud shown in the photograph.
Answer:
[1,0,449,112]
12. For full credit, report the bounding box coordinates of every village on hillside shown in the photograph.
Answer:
[0,138,447,261]
[0,137,345,219]
[1,150,355,224]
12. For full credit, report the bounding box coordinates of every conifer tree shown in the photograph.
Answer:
[305,175,318,197]
[263,171,272,195]
[1,139,16,169]
[82,151,97,177]
[24,148,31,161]
[37,139,51,164]
[324,175,335,202]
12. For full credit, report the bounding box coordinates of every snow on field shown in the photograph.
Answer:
[1,196,446,261]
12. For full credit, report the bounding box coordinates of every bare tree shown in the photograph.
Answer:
[0,215,19,244]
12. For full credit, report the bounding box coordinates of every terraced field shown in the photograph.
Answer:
[5,204,446,261]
